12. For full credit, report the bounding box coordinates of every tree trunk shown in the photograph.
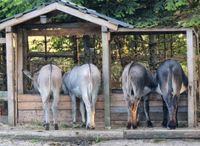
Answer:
[71,36,79,64]
[148,35,157,71]
[83,35,93,64]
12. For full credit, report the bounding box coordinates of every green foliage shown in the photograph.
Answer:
[0,0,51,20]
[163,0,200,28]
[165,0,187,11]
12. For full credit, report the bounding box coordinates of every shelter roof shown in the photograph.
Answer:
[0,0,133,31]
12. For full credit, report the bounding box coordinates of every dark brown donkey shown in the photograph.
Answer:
[122,62,157,129]
[154,59,188,129]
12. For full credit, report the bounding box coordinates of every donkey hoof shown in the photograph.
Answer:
[126,122,132,129]
[147,121,153,128]
[54,124,59,130]
[167,121,176,129]
[91,126,95,130]
[161,121,167,128]
[86,124,95,130]
[132,124,137,129]
[86,124,90,129]
[45,123,50,130]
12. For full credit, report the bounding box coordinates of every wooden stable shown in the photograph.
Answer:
[0,1,199,128]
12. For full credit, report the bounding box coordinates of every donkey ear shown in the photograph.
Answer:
[23,70,33,80]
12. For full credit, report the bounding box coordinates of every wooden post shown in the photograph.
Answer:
[101,26,111,128]
[6,26,15,125]
[186,29,197,127]
[17,29,24,94]
[13,32,18,124]
[22,29,28,92]
[23,29,28,70]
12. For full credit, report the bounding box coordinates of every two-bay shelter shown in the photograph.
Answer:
[0,0,198,128]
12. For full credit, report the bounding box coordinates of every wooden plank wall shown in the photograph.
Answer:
[17,93,188,128]
[17,94,105,128]
[110,93,188,128]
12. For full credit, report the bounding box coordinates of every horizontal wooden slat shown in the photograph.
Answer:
[19,93,187,103]
[18,101,104,110]
[18,101,71,110]
[110,93,187,102]
[18,110,72,123]
[18,94,104,102]
[110,100,187,107]
[18,94,71,102]
[111,112,187,121]
[18,109,104,127]
[111,106,187,113]
[27,27,100,36]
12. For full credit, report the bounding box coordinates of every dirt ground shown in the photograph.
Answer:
[1,123,200,146]
[0,138,200,146]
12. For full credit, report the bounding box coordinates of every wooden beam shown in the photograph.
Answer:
[114,28,192,34]
[0,3,57,31]
[27,27,100,36]
[19,22,99,29]
[0,38,6,44]
[6,27,15,125]
[124,129,200,139]
[28,52,74,58]
[101,26,111,128]
[55,3,118,31]
[17,29,23,94]
[186,30,197,127]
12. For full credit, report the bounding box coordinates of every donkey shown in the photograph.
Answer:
[23,64,62,130]
[62,64,101,129]
[154,59,188,129]
[122,62,157,129]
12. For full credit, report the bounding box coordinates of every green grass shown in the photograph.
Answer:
[30,138,40,144]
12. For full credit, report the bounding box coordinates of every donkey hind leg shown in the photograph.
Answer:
[162,97,168,128]
[176,106,178,127]
[41,93,50,130]
[131,99,140,129]
[126,99,132,129]
[80,99,86,127]
[90,91,98,129]
[136,101,142,127]
[143,96,153,127]
[51,91,59,130]
[71,94,77,123]
[167,95,179,129]
[82,94,92,129]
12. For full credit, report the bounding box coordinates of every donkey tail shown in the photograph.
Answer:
[87,64,93,103]
[167,67,173,95]
[49,64,53,93]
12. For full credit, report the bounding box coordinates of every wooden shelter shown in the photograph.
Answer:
[0,0,198,128]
